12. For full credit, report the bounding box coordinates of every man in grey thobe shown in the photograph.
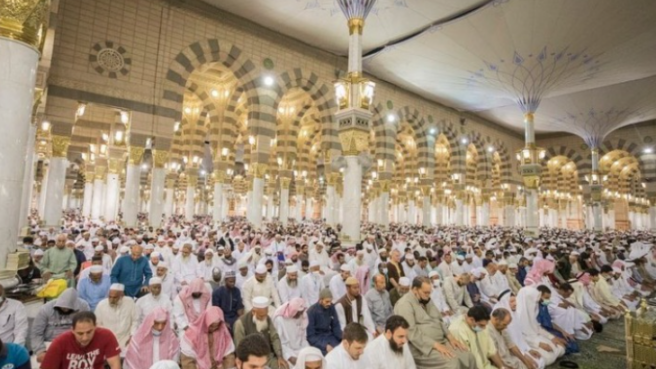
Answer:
[394,277,475,369]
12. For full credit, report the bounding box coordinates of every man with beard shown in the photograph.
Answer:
[429,271,454,324]
[155,262,179,300]
[236,259,253,290]
[242,264,281,314]
[77,265,111,311]
[279,265,302,302]
[95,283,138,353]
[307,289,342,355]
[218,245,239,275]
[365,274,392,333]
[274,298,310,367]
[173,278,212,333]
[394,277,475,369]
[390,277,411,307]
[172,243,201,285]
[208,267,223,290]
[212,271,244,332]
[135,277,173,325]
[32,288,90,363]
[110,244,152,298]
[0,285,28,346]
[325,322,369,369]
[301,261,326,306]
[443,273,474,315]
[365,315,416,369]
[329,265,351,302]
[41,234,77,286]
[335,278,376,338]
[234,297,288,369]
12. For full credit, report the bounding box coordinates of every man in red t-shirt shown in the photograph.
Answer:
[41,311,121,369]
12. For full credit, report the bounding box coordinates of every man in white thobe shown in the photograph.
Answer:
[428,271,455,323]
[326,322,370,369]
[274,298,309,367]
[155,262,179,301]
[135,277,173,325]
[278,266,302,302]
[334,278,376,338]
[365,315,416,369]
[309,243,331,271]
[95,283,138,354]
[300,261,326,307]
[437,253,455,279]
[329,265,351,302]
[0,285,28,346]
[242,264,281,314]
[172,244,200,285]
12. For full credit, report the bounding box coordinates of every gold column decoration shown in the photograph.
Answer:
[165,177,176,189]
[420,185,431,197]
[187,174,198,188]
[348,17,364,35]
[107,158,122,175]
[94,166,106,181]
[338,129,369,156]
[84,170,94,184]
[153,150,169,169]
[213,170,226,184]
[50,135,70,158]
[296,184,305,197]
[379,179,391,193]
[128,147,145,165]
[280,177,291,190]
[0,0,50,51]
[252,163,268,179]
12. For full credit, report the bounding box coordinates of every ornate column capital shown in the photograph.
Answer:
[212,170,226,184]
[128,147,145,165]
[94,166,106,181]
[51,135,70,158]
[153,150,169,169]
[165,177,177,189]
[0,0,50,51]
[187,174,198,188]
[280,177,291,190]
[107,158,122,175]
[252,163,268,179]
[379,179,391,193]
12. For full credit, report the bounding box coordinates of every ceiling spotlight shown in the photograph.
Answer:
[461,138,468,145]
[487,146,494,153]
[429,127,437,135]
[643,147,654,154]
[263,75,275,87]
[386,114,395,123]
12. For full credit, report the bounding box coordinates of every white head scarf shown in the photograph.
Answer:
[515,287,543,339]
[293,347,326,369]
[149,360,180,369]
[493,290,529,352]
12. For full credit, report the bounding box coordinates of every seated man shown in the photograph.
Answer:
[448,306,503,369]
[428,271,454,324]
[0,285,28,346]
[40,311,121,369]
[364,315,416,369]
[364,274,392,334]
[180,306,235,369]
[124,308,180,368]
[293,347,326,369]
[77,265,111,311]
[274,298,310,367]
[135,277,173,325]
[535,286,578,355]
[307,289,342,356]
[212,271,244,332]
[173,278,212,333]
[95,283,138,353]
[235,333,272,369]
[334,278,376,338]
[0,338,30,369]
[234,297,287,369]
[394,276,475,369]
[390,277,411,307]
[31,288,90,363]
[326,323,369,369]
[443,273,474,315]
[486,308,538,369]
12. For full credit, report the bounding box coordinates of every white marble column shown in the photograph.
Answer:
[82,178,93,218]
[185,174,197,222]
[455,198,464,226]
[408,200,416,225]
[43,156,68,226]
[342,156,363,241]
[325,184,336,226]
[280,183,290,226]
[295,195,303,222]
[164,179,175,220]
[149,167,166,226]
[592,202,603,232]
[212,180,223,223]
[525,190,539,234]
[38,174,48,217]
[104,170,120,222]
[266,193,275,221]
[221,191,229,219]
[305,197,313,220]
[249,176,264,227]
[480,202,490,227]
[380,190,390,227]
[91,170,104,221]
[123,149,143,227]
[435,203,444,225]
[422,195,430,226]
[18,123,37,233]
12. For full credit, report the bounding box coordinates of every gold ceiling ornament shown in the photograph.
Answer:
[338,128,369,156]
[94,165,106,181]
[50,135,70,157]
[347,17,364,35]
[127,146,144,165]
[107,158,122,175]
[280,177,291,190]
[0,0,50,52]
[153,150,169,169]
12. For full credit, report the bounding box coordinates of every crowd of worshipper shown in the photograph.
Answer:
[1,212,655,369]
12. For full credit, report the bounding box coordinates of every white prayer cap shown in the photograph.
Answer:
[120,246,130,254]
[428,271,439,278]
[526,255,534,261]
[508,263,518,269]
[497,260,508,266]
[399,277,411,287]
[94,245,104,252]
[310,260,320,268]
[149,360,180,369]
[356,249,364,255]
[89,265,103,274]
[405,254,415,261]
[365,244,374,250]
[217,246,225,251]
[465,253,473,258]
[571,251,580,256]
[252,296,269,309]
[91,238,99,242]
[340,264,351,272]
[456,255,465,261]
[158,261,169,269]
[265,249,273,255]
[378,248,388,255]
[286,266,298,274]
[204,249,214,255]
[149,277,163,286]
[110,283,125,291]
[145,244,155,250]
[34,249,44,256]
[151,251,161,258]
[612,267,622,274]
[255,264,267,274]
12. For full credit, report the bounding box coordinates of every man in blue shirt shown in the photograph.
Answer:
[77,265,111,310]
[110,244,152,297]
[0,338,30,369]
[306,288,342,355]
[212,271,244,333]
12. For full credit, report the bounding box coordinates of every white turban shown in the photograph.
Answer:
[110,283,125,291]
